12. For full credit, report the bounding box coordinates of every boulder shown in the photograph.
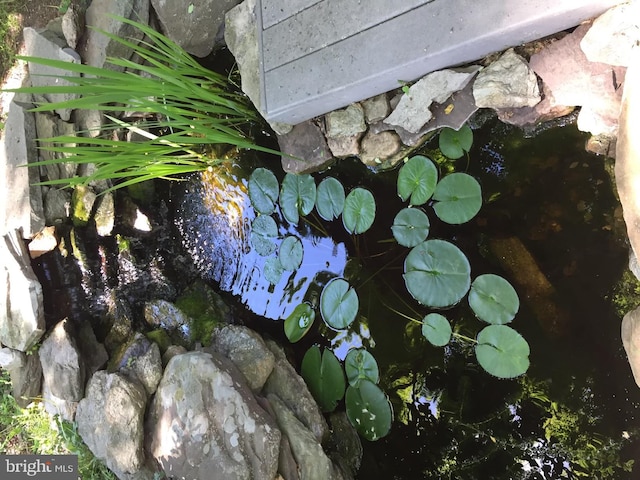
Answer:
[622,306,640,387]
[0,347,43,408]
[143,299,193,347]
[325,104,367,139]
[359,130,403,169]
[278,120,334,174]
[109,332,162,396]
[147,351,281,480]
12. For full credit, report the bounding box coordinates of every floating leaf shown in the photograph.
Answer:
[264,256,284,284]
[346,380,392,441]
[397,155,438,206]
[403,239,471,308]
[279,236,303,271]
[250,215,278,255]
[320,278,359,329]
[280,173,316,225]
[284,302,315,343]
[316,177,345,221]
[421,313,452,347]
[439,125,473,159]
[392,207,430,247]
[469,274,519,324]
[248,167,279,215]
[343,187,376,234]
[345,348,379,387]
[475,325,530,378]
[301,346,346,412]
[432,172,482,224]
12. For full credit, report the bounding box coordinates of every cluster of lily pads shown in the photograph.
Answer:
[247,125,531,441]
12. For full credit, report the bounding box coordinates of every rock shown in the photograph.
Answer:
[0,347,43,407]
[327,134,361,158]
[104,296,134,354]
[71,185,97,227]
[27,226,58,259]
[622,306,640,387]
[144,299,193,347]
[585,133,616,157]
[278,120,334,174]
[384,67,480,133]
[109,332,162,396]
[325,104,367,138]
[0,230,45,351]
[359,130,403,169]
[361,94,390,123]
[76,371,148,478]
[580,2,640,67]
[161,344,186,366]
[120,196,152,232]
[151,0,239,57]
[327,412,362,479]
[147,351,281,480]
[209,324,275,392]
[43,188,71,225]
[174,280,232,342]
[418,79,479,137]
[23,28,82,121]
[74,320,108,377]
[263,340,328,443]
[268,393,334,480]
[61,2,86,50]
[94,193,115,236]
[34,112,77,182]
[473,49,540,109]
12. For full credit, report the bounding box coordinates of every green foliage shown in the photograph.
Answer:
[284,302,315,343]
[469,274,520,324]
[475,325,530,378]
[421,313,452,347]
[391,207,430,247]
[301,346,346,412]
[249,168,279,215]
[264,256,284,285]
[342,187,376,234]
[345,348,380,387]
[397,155,438,206]
[316,177,345,221]
[320,278,359,329]
[432,172,482,224]
[279,236,303,271]
[280,173,317,225]
[345,380,393,441]
[439,125,473,159]
[250,215,278,256]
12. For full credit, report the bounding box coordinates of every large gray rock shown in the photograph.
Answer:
[0,347,42,408]
[76,371,148,478]
[143,299,193,347]
[0,230,45,351]
[325,104,367,139]
[34,112,77,182]
[151,0,240,57]
[109,332,162,396]
[39,319,85,421]
[147,351,281,480]
[278,120,334,174]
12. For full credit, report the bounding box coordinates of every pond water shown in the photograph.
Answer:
[172,115,640,479]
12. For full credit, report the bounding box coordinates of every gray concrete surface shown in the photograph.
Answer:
[257,0,627,125]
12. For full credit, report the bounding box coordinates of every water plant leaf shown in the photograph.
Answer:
[250,215,278,256]
[469,274,519,324]
[475,325,530,378]
[279,236,304,271]
[320,278,359,329]
[316,177,346,221]
[301,346,346,412]
[284,302,316,343]
[345,380,393,441]
[345,348,379,387]
[439,125,473,159]
[403,239,471,308]
[343,187,376,234]
[280,173,317,225]
[432,172,482,224]
[421,313,452,347]
[397,155,438,206]
[264,256,284,285]
[392,207,430,247]
[248,167,279,215]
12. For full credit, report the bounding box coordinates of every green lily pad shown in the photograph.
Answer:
[392,207,430,247]
[439,125,473,159]
[475,325,530,378]
[343,187,376,234]
[397,155,438,206]
[279,235,303,271]
[345,348,379,387]
[284,302,315,343]
[316,177,345,221]
[264,256,284,285]
[403,239,471,308]
[469,274,519,324]
[301,346,346,412]
[421,313,452,347]
[433,172,482,224]
[280,173,316,225]
[248,167,279,215]
[320,278,359,329]
[250,215,278,256]
[346,380,393,441]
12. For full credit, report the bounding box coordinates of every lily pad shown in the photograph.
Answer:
[397,155,438,206]
[403,239,471,308]
[392,207,430,247]
[469,274,519,324]
[250,215,278,256]
[316,177,346,221]
[280,173,316,225]
[284,302,315,343]
[421,313,452,347]
[320,278,359,329]
[343,187,376,234]
[439,125,473,159]
[475,325,530,378]
[279,235,303,271]
[345,380,393,441]
[345,348,379,387]
[432,172,482,224]
[264,256,284,285]
[301,346,346,412]
[248,167,279,215]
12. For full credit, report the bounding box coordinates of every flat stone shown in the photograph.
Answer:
[497,81,575,128]
[327,134,361,158]
[361,94,390,123]
[28,226,58,259]
[0,347,43,407]
[622,306,640,387]
[43,188,70,226]
[61,2,86,50]
[278,120,334,174]
[325,104,366,138]
[34,112,77,181]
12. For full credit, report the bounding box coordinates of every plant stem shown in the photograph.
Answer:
[452,332,477,344]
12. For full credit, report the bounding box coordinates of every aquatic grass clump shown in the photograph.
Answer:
[8,16,278,191]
